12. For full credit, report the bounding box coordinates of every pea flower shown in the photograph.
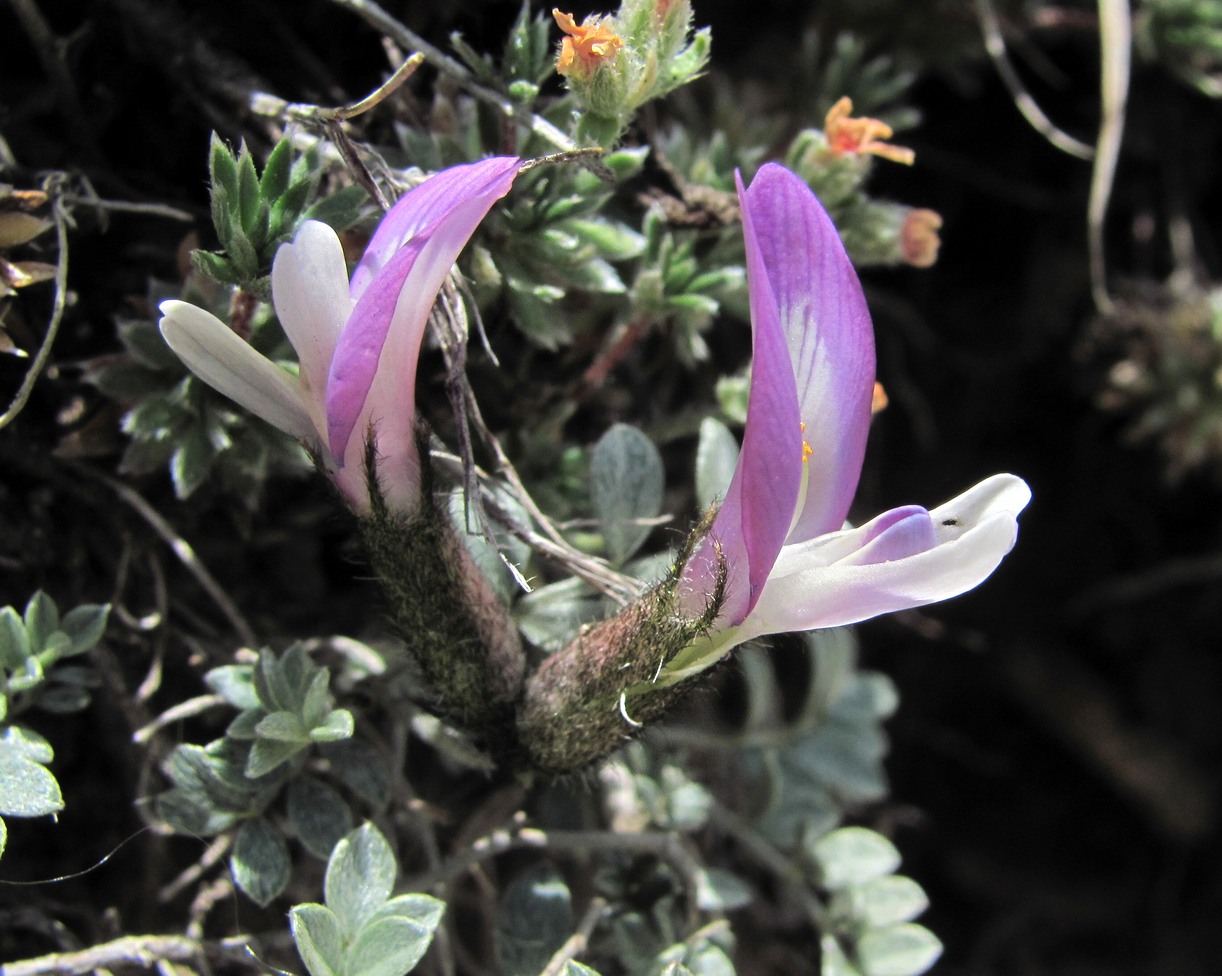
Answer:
[159,156,521,514]
[664,163,1030,685]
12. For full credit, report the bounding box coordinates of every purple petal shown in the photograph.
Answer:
[741,164,875,542]
[840,505,937,565]
[682,172,802,624]
[739,474,1031,638]
[349,156,521,302]
[325,157,519,468]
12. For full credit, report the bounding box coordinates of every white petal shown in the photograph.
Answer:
[270,220,352,425]
[738,474,1030,639]
[159,300,316,443]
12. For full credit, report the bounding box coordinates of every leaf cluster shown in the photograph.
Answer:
[195,135,366,296]
[89,297,308,502]
[291,823,445,976]
[156,643,378,905]
[0,591,109,859]
[812,829,941,976]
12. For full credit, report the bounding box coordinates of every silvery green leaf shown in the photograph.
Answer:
[695,417,739,511]
[231,816,290,906]
[290,903,344,976]
[1,725,53,764]
[0,815,7,859]
[838,876,929,929]
[370,893,445,928]
[0,751,62,817]
[287,776,353,860]
[821,935,863,976]
[301,669,331,730]
[496,863,573,976]
[810,828,901,891]
[347,913,440,976]
[695,868,754,911]
[566,218,646,261]
[207,664,260,710]
[36,684,91,714]
[803,723,889,804]
[590,423,664,564]
[855,924,943,976]
[23,591,57,652]
[516,577,603,652]
[320,739,390,806]
[246,737,304,778]
[255,710,308,743]
[0,606,29,668]
[326,823,397,936]
[226,709,262,740]
[60,603,110,655]
[309,709,354,743]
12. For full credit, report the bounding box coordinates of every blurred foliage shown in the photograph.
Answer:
[0,592,109,859]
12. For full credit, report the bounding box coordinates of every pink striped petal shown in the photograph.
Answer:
[682,171,802,624]
[741,164,875,543]
[325,157,519,468]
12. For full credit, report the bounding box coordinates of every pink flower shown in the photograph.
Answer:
[160,157,520,513]
[667,164,1029,684]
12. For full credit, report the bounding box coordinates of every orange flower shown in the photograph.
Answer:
[900,208,943,268]
[553,9,623,78]
[823,96,915,166]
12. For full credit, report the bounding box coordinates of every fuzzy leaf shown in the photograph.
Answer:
[497,863,573,976]
[590,423,664,564]
[290,904,345,976]
[0,606,29,668]
[325,822,397,936]
[260,138,294,201]
[320,739,391,807]
[246,737,304,778]
[695,417,740,511]
[23,591,57,653]
[0,744,62,818]
[347,914,440,976]
[810,827,901,891]
[232,815,291,906]
[855,925,942,976]
[206,664,261,710]
[254,710,308,742]
[287,776,353,860]
[839,876,929,929]
[60,604,110,655]
[309,709,354,743]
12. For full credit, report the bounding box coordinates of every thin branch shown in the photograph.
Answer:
[134,694,227,744]
[67,463,258,648]
[60,188,194,223]
[410,826,703,925]
[326,0,576,152]
[976,0,1094,160]
[0,934,256,976]
[1089,0,1132,315]
[539,897,609,976]
[0,182,70,431]
[708,803,827,928]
